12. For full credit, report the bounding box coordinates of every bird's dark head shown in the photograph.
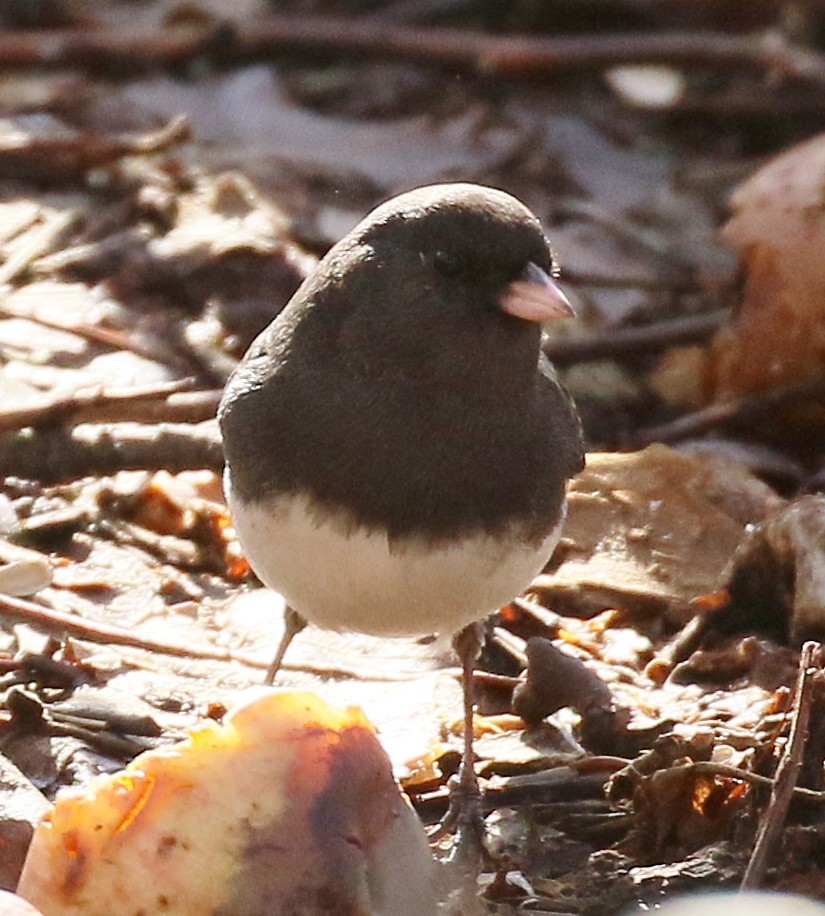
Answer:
[364,183,551,282]
[219,183,584,528]
[309,183,573,400]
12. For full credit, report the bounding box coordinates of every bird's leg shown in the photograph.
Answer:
[264,605,307,685]
[455,621,484,817]
[430,621,485,846]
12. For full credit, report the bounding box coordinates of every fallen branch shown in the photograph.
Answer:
[1,19,825,85]
[544,308,727,366]
[0,421,223,483]
[0,379,214,432]
[0,116,190,182]
[741,641,820,889]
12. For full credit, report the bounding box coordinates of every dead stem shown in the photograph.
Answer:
[0,421,223,483]
[0,379,208,433]
[631,376,825,446]
[741,640,821,889]
[544,309,727,366]
[1,20,825,85]
[0,589,265,668]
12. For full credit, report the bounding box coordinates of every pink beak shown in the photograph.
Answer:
[500,262,575,323]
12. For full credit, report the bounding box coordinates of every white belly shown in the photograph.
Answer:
[226,476,563,637]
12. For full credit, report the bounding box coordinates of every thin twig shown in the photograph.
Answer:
[0,591,426,683]
[491,625,528,668]
[741,641,820,889]
[0,20,824,85]
[0,590,268,670]
[0,301,190,371]
[0,211,77,285]
[511,595,563,633]
[631,375,825,447]
[0,379,203,432]
[562,269,702,292]
[686,761,825,803]
[544,309,727,366]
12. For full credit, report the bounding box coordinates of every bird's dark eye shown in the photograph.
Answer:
[433,249,463,277]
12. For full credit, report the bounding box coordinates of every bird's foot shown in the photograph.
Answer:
[427,621,488,860]
[428,765,486,863]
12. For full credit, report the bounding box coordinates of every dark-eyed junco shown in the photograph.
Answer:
[219,183,584,836]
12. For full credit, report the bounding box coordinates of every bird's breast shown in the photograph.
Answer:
[225,474,564,637]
